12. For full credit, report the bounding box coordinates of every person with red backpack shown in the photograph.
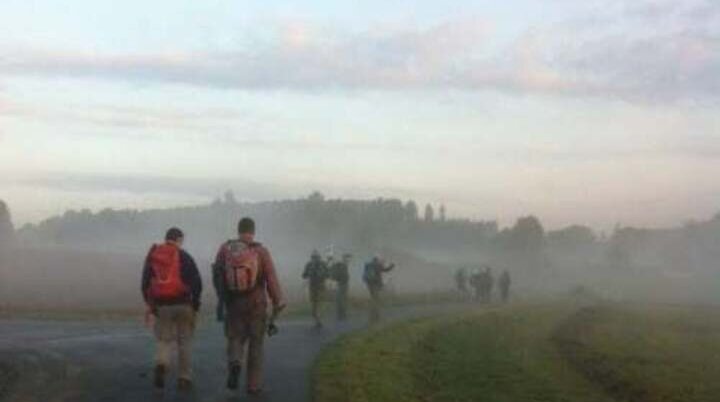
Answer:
[214,217,285,395]
[141,227,202,391]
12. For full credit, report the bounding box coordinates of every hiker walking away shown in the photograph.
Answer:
[303,250,329,328]
[215,218,285,395]
[454,267,469,299]
[141,227,202,391]
[469,268,482,302]
[499,270,511,303]
[363,256,395,323]
[482,267,495,304]
[330,253,352,321]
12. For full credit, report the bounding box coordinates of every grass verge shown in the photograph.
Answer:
[553,304,720,402]
[313,304,613,402]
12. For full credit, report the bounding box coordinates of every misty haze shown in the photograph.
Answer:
[2,1,720,402]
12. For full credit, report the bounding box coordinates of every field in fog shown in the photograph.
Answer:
[0,248,143,311]
[3,193,720,312]
[0,246,453,313]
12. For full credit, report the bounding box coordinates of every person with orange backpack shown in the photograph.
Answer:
[141,227,203,392]
[214,217,285,395]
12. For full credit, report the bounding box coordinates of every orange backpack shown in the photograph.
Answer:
[224,240,261,294]
[149,244,188,300]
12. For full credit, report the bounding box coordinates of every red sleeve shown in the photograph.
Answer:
[260,246,285,308]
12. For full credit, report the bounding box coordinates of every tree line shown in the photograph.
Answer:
[4,193,720,277]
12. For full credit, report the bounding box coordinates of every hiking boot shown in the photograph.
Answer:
[247,388,263,396]
[153,365,166,389]
[227,363,241,390]
[177,379,193,392]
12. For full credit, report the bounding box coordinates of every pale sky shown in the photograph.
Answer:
[1,0,719,230]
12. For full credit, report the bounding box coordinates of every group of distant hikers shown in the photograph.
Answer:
[140,217,396,395]
[454,266,512,303]
[302,250,395,328]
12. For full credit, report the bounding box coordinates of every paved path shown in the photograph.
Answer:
[0,305,465,402]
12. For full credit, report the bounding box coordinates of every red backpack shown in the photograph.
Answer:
[224,240,261,294]
[148,244,188,301]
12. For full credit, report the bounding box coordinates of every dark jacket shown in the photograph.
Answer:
[363,260,395,288]
[499,272,511,289]
[141,244,203,311]
[303,258,329,290]
[331,262,350,286]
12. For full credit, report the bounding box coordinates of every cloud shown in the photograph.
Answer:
[551,25,719,102]
[622,0,719,21]
[0,97,27,117]
[0,7,718,103]
[0,17,579,96]
[0,17,492,90]
[5,172,282,200]
[63,104,248,132]
[548,0,720,101]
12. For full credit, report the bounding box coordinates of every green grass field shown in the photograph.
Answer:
[313,302,720,402]
[553,305,720,402]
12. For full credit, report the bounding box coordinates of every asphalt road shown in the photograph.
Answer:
[0,305,462,402]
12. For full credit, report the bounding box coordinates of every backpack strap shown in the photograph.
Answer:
[250,243,266,283]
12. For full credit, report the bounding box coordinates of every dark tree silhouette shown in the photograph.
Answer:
[0,200,16,249]
[606,226,648,270]
[508,215,545,253]
[424,204,435,223]
[439,204,447,222]
[404,201,419,222]
[497,215,548,271]
[16,194,498,261]
[547,225,596,250]
[308,191,325,203]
